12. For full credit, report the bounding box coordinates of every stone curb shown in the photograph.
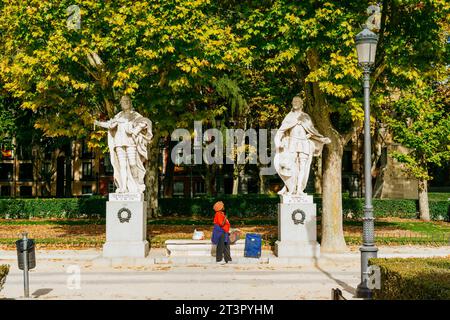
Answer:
[2,249,448,267]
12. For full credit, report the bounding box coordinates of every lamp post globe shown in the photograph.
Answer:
[355,25,379,299]
[355,27,378,67]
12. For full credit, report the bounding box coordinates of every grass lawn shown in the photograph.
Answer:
[0,216,448,249]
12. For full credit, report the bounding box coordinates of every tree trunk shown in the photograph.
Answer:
[232,164,239,195]
[146,132,160,218]
[305,48,348,253]
[304,108,347,252]
[259,167,267,194]
[204,163,217,196]
[313,156,323,195]
[320,140,348,252]
[104,97,115,118]
[205,164,211,196]
[216,164,224,194]
[418,178,430,221]
[239,166,248,194]
[65,141,72,196]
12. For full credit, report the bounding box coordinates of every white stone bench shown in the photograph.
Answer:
[165,239,245,257]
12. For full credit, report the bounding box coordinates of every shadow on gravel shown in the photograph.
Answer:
[32,288,53,298]
[314,262,356,297]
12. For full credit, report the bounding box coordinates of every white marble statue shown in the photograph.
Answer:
[94,96,153,194]
[274,96,331,197]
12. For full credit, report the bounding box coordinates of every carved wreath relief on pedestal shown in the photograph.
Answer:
[291,209,306,225]
[117,208,132,223]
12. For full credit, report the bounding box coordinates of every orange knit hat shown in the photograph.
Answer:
[213,201,224,212]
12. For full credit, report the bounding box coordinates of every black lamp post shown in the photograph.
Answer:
[355,25,379,299]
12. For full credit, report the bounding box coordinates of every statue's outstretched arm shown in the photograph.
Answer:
[94,119,117,130]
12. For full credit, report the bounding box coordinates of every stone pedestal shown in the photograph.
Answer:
[103,193,149,258]
[275,195,320,259]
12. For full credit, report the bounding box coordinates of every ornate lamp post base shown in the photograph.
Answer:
[356,245,378,298]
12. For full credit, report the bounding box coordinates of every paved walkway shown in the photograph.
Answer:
[0,246,448,300]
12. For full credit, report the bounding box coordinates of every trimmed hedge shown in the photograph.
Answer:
[0,196,106,219]
[0,195,448,220]
[369,257,450,300]
[160,195,449,220]
[0,265,9,292]
[342,198,449,220]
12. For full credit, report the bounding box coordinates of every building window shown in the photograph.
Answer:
[42,162,52,175]
[82,162,93,179]
[81,140,93,159]
[82,185,93,195]
[343,150,352,172]
[104,154,113,175]
[17,145,32,160]
[194,180,205,195]
[19,163,33,181]
[108,181,115,193]
[247,178,258,194]
[20,186,32,197]
[0,163,13,181]
[0,185,11,196]
[173,181,184,196]
[44,146,52,160]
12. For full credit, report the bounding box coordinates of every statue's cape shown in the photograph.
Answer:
[108,110,152,193]
[276,111,329,156]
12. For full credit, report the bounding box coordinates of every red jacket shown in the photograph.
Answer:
[213,211,230,233]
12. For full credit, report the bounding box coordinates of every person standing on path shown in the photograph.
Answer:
[211,201,232,264]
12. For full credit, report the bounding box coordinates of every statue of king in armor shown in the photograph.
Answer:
[274,96,331,196]
[94,95,153,194]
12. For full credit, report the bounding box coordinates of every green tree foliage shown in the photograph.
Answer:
[389,85,449,181]
[0,98,16,146]
[0,0,247,141]
[375,0,449,220]
[387,83,449,220]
